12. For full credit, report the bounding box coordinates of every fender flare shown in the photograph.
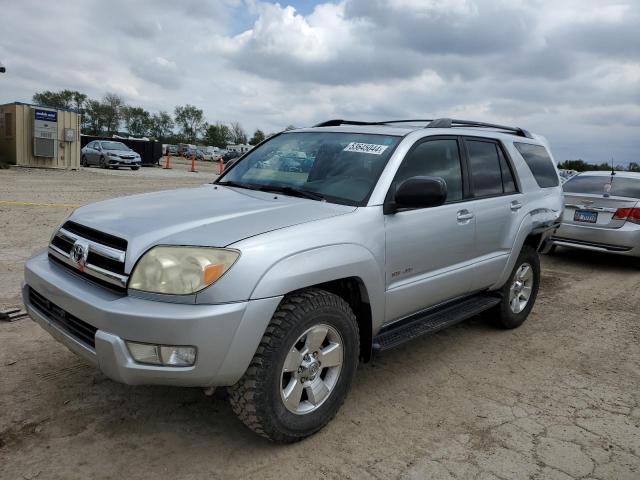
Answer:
[250,243,386,329]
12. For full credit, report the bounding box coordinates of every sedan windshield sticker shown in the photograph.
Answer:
[343,142,389,155]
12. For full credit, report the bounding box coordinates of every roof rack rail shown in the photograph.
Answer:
[313,119,382,127]
[312,118,533,139]
[426,118,533,139]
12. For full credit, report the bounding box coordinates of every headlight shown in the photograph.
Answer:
[128,246,239,295]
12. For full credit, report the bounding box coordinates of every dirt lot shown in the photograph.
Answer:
[1,166,639,480]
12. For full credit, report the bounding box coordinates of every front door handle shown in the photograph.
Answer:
[510,201,523,211]
[457,210,474,222]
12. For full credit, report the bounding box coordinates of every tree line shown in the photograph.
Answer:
[32,89,283,148]
[557,159,640,173]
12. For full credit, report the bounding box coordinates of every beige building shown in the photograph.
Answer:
[0,102,81,169]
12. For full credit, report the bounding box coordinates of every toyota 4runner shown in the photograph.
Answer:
[23,118,563,442]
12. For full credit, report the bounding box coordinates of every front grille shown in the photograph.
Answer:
[29,288,97,349]
[48,221,128,291]
[63,221,127,251]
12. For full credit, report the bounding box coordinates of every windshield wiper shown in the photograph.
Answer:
[258,185,325,201]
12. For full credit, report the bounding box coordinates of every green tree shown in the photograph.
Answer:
[229,121,247,144]
[33,89,86,111]
[149,111,174,140]
[204,122,230,148]
[249,129,266,146]
[174,104,205,142]
[122,106,151,137]
[628,162,640,172]
[83,99,109,135]
[102,93,124,135]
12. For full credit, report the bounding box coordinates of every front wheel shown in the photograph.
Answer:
[228,288,359,443]
[492,245,540,329]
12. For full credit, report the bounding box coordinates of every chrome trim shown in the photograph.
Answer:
[565,204,617,213]
[57,228,125,262]
[48,246,128,288]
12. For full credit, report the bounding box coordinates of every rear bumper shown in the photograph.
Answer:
[23,252,282,387]
[551,221,640,257]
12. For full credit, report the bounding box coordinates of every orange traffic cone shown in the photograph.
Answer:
[190,154,197,173]
[163,153,172,169]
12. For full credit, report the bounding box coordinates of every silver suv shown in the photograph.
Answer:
[23,118,563,442]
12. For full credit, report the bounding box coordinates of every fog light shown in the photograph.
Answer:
[160,346,197,366]
[127,342,161,365]
[126,342,196,367]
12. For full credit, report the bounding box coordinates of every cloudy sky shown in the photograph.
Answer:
[1,0,638,163]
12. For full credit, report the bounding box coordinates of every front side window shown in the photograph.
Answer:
[218,132,401,205]
[393,139,463,202]
[514,142,559,188]
[466,140,503,197]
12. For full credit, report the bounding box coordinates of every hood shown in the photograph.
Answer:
[68,184,355,270]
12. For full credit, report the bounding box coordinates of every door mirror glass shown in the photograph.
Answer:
[391,176,447,211]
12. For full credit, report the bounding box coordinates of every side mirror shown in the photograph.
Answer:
[385,176,447,213]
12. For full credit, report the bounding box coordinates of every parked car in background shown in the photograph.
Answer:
[550,171,640,257]
[81,141,141,170]
[25,117,562,442]
[164,144,178,156]
[222,150,240,164]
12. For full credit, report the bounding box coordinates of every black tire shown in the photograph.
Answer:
[492,245,540,329]
[99,156,106,169]
[81,155,87,167]
[545,244,557,255]
[228,288,360,443]
[131,166,139,171]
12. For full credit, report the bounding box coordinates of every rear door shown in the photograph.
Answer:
[561,175,640,228]
[462,137,524,291]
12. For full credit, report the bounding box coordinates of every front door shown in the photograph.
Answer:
[384,137,476,323]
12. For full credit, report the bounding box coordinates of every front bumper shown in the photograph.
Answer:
[23,252,282,387]
[108,158,141,167]
[551,221,640,257]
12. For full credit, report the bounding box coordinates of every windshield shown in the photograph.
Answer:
[218,132,401,205]
[101,141,130,151]
[563,175,640,199]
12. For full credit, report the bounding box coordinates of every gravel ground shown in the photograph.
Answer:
[1,166,639,480]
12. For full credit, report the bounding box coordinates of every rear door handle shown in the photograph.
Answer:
[510,201,523,211]
[457,210,474,222]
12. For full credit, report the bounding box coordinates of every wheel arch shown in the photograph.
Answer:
[250,244,385,362]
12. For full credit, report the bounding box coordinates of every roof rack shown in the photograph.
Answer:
[425,118,533,139]
[313,118,533,138]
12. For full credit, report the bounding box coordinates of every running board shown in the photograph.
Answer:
[372,294,501,352]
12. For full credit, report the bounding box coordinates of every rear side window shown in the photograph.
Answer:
[563,175,640,199]
[514,142,559,188]
[395,139,463,202]
[466,140,503,197]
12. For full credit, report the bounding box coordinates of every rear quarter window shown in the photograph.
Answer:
[514,142,559,188]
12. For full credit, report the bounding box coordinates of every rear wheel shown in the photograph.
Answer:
[229,288,359,443]
[492,245,540,329]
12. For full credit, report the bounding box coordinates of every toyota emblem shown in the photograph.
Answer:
[71,241,89,272]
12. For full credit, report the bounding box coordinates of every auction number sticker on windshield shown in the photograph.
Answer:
[343,142,389,155]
